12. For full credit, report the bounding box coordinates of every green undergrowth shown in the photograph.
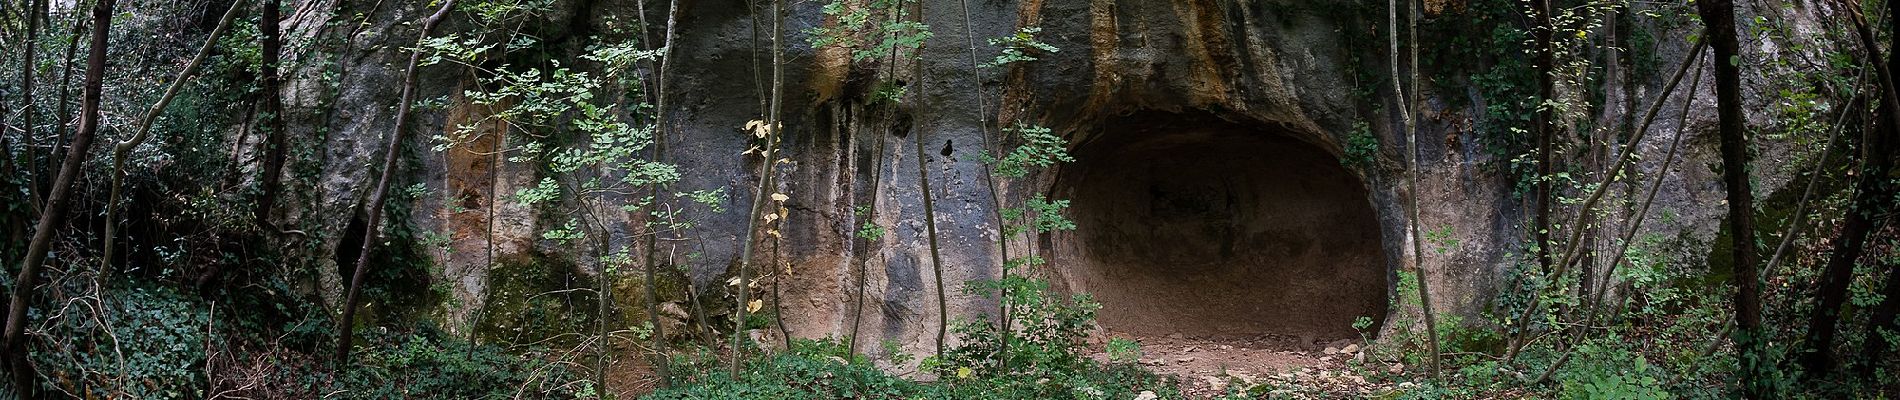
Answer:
[646,277,1186,400]
[12,278,580,398]
[645,340,1180,400]
[475,250,601,346]
[332,326,584,399]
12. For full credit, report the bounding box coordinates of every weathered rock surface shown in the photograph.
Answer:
[268,0,1825,360]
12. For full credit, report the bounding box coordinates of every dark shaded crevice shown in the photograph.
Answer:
[334,206,369,276]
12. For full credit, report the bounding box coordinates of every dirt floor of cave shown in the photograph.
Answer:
[610,332,1425,398]
[1087,331,1416,398]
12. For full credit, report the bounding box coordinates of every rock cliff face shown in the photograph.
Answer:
[276,0,1820,356]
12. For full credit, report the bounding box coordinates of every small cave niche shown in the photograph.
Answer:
[1051,112,1388,340]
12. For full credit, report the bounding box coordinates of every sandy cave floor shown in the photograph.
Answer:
[607,332,1442,398]
[1086,332,1428,398]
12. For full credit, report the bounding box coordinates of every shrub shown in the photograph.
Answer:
[648,276,1185,400]
[28,284,209,399]
[1554,340,1673,400]
[334,326,582,399]
[644,339,927,399]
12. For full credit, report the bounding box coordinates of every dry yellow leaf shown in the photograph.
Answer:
[744,120,767,138]
[746,299,763,313]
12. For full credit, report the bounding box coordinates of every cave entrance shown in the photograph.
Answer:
[1052,113,1388,341]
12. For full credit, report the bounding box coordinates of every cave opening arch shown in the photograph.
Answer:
[1046,111,1390,341]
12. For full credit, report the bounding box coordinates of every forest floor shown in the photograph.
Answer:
[1088,332,1422,398]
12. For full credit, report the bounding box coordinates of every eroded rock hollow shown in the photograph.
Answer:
[1051,113,1386,340]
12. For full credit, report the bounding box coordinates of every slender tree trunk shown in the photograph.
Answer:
[1506,0,1558,364]
[559,197,615,398]
[954,0,1018,369]
[557,180,616,400]
[218,111,256,191]
[1532,0,1556,277]
[732,0,784,375]
[594,233,610,400]
[904,0,950,363]
[746,0,767,114]
[6,0,49,269]
[4,0,114,393]
[844,105,864,353]
[1516,31,1709,365]
[1392,0,1441,379]
[1802,0,1900,376]
[103,0,246,281]
[254,0,287,229]
[47,2,85,190]
[1697,0,1764,396]
[763,19,794,349]
[20,0,43,211]
[1533,44,1705,384]
[849,109,889,354]
[1858,255,1900,377]
[336,0,457,364]
[914,96,951,364]
[1765,72,1864,279]
[636,0,682,387]
[464,122,500,346]
[683,266,714,345]
[848,1,909,357]
[1584,6,1622,306]
[3,85,11,233]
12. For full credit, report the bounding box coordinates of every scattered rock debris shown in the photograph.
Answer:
[1089,332,1422,398]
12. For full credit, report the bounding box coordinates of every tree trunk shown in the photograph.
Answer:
[20,0,43,211]
[593,233,610,400]
[1858,254,1900,377]
[636,0,682,387]
[4,0,115,393]
[1395,0,1442,379]
[954,0,1015,369]
[901,0,950,363]
[48,2,86,191]
[254,0,287,229]
[104,0,246,283]
[1532,0,1555,276]
[1801,0,1900,376]
[732,0,784,375]
[1532,41,1707,385]
[848,108,888,355]
[1697,0,1764,397]
[1506,0,1558,363]
[336,0,457,364]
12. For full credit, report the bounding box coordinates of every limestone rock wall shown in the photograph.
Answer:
[271,0,1834,358]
